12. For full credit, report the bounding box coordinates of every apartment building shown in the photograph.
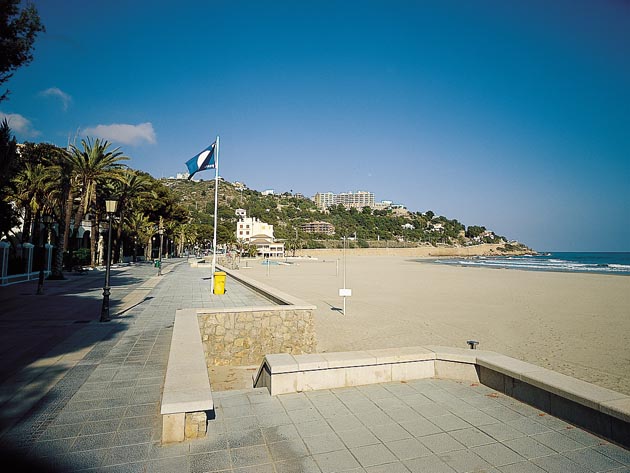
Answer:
[313,191,375,210]
[301,221,335,235]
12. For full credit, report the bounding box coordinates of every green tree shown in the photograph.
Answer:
[0,0,45,101]
[66,138,128,265]
[0,119,18,237]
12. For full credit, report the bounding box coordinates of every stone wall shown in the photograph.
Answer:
[198,309,316,366]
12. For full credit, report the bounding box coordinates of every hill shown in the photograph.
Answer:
[162,178,533,254]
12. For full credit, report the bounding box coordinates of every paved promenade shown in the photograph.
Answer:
[0,259,628,472]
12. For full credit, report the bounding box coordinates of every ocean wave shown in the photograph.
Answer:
[435,256,630,274]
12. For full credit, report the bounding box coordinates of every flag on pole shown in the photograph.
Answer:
[185,141,216,179]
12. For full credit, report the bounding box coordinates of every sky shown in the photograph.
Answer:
[2,0,629,252]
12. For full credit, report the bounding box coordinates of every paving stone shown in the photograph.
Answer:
[430,414,472,432]
[419,432,466,454]
[274,456,324,473]
[313,449,361,473]
[399,417,442,437]
[498,461,547,473]
[350,443,398,468]
[189,450,232,473]
[530,431,584,453]
[562,447,624,471]
[472,442,526,467]
[439,448,493,473]
[268,439,310,462]
[368,422,412,442]
[230,445,273,468]
[503,436,556,459]
[530,453,590,473]
[303,432,346,455]
[385,438,432,461]
[336,426,381,448]
[404,454,457,473]
[448,427,496,447]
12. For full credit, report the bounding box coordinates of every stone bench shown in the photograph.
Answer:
[253,345,630,448]
[160,309,214,443]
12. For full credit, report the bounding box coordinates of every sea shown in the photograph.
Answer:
[432,252,630,275]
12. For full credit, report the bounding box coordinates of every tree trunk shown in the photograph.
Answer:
[21,206,32,243]
[114,210,124,263]
[90,211,99,267]
[63,188,73,251]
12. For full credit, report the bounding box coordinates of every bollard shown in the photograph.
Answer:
[467,340,479,349]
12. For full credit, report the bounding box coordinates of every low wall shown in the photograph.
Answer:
[198,308,316,366]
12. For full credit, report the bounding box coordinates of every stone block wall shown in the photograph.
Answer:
[198,309,316,366]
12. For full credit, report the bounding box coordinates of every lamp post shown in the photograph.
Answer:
[158,225,164,276]
[36,213,54,295]
[100,199,118,322]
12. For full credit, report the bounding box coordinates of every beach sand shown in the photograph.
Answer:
[234,254,630,395]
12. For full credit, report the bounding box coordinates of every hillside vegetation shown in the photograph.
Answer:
[163,178,532,253]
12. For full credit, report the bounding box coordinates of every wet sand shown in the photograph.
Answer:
[236,255,630,395]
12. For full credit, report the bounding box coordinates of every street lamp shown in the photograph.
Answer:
[158,225,164,276]
[36,213,54,295]
[100,199,118,322]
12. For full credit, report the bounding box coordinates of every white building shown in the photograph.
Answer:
[261,189,275,196]
[313,190,375,210]
[236,217,274,241]
[236,216,285,257]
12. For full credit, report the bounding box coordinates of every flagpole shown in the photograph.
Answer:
[211,135,220,293]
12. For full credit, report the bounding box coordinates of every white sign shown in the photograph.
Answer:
[339,288,352,297]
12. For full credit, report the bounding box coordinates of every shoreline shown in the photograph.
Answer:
[235,255,630,396]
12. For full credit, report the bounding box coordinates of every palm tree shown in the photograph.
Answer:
[110,170,151,262]
[126,210,153,262]
[66,138,128,266]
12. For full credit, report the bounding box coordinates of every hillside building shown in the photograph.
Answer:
[313,191,375,210]
[235,216,284,258]
[301,221,335,235]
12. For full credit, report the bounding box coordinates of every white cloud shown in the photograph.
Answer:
[0,111,40,138]
[81,122,157,146]
[40,87,72,111]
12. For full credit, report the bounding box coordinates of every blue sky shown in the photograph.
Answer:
[2,0,629,251]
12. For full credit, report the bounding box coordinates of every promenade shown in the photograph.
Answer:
[0,259,628,472]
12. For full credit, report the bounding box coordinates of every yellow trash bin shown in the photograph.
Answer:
[213,271,226,295]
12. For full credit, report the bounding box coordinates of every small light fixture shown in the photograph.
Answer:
[467,340,479,350]
[105,200,118,214]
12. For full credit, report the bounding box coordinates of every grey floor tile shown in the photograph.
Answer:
[594,443,630,465]
[449,427,496,447]
[472,443,526,467]
[336,427,381,448]
[230,445,273,468]
[101,442,151,467]
[530,453,590,473]
[368,422,412,442]
[419,432,466,455]
[189,450,232,473]
[439,448,493,473]
[530,431,585,453]
[268,439,310,462]
[385,438,432,461]
[563,447,624,471]
[72,432,116,452]
[313,449,361,473]
[507,418,551,435]
[226,427,265,448]
[404,454,457,473]
[303,432,346,455]
[295,420,335,438]
[498,461,547,473]
[430,414,472,432]
[351,443,398,467]
[274,456,323,473]
[399,417,442,437]
[479,422,526,442]
[327,415,365,432]
[188,432,228,453]
[503,436,555,459]
[262,424,300,443]
[365,460,412,473]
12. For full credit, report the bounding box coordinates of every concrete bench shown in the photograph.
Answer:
[160,309,213,443]
[253,345,630,448]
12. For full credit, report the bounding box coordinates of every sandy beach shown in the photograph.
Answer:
[234,253,630,396]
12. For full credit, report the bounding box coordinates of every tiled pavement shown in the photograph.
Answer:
[1,260,629,472]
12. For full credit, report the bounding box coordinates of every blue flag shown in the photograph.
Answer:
[186,141,216,179]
